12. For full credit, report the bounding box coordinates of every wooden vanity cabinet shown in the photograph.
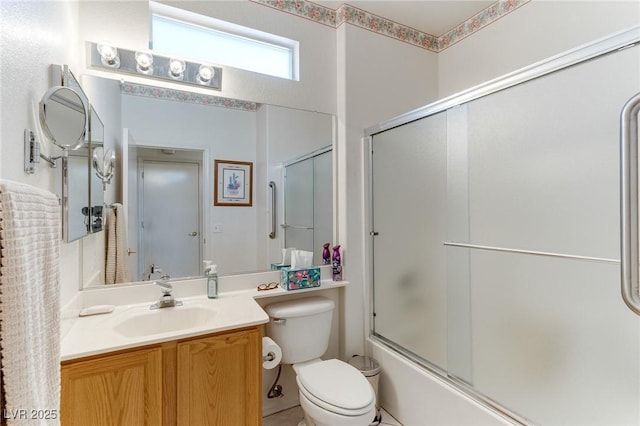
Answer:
[176,327,261,426]
[60,346,163,426]
[60,326,262,426]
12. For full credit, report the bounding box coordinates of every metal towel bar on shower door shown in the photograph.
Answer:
[620,91,640,316]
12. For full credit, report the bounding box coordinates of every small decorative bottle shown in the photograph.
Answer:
[322,243,331,265]
[332,245,342,281]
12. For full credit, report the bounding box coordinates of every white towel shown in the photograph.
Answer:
[0,180,61,426]
[105,203,129,284]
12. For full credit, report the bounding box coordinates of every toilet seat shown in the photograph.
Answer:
[296,359,375,416]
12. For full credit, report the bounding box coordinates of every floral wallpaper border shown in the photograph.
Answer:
[250,0,531,52]
[336,4,439,50]
[252,0,337,27]
[120,82,259,111]
[438,0,531,50]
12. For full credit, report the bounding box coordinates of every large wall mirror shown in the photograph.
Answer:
[82,75,335,288]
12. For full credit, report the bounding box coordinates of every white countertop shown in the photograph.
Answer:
[60,279,347,362]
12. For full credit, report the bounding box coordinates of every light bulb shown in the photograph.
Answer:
[197,65,215,84]
[97,42,120,68]
[168,59,186,80]
[135,51,154,75]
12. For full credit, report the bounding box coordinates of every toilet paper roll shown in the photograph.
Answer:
[262,336,282,369]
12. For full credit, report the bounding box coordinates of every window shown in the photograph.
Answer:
[150,2,299,81]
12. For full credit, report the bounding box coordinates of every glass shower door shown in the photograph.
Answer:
[284,159,314,253]
[453,43,640,425]
[371,112,448,371]
[370,41,640,425]
[284,150,333,263]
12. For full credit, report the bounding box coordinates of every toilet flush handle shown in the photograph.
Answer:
[271,318,286,325]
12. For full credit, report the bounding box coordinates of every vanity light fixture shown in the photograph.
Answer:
[135,51,154,75]
[88,41,222,91]
[97,42,120,68]
[168,59,186,80]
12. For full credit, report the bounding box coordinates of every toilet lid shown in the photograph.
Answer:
[297,359,374,412]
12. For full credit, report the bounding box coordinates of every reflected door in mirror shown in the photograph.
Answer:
[140,160,201,279]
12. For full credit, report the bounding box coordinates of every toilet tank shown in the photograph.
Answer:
[265,297,335,364]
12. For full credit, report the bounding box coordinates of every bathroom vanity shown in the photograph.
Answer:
[60,326,261,426]
[59,273,346,425]
[58,282,270,426]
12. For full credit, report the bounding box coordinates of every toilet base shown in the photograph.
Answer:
[298,390,376,426]
[297,408,382,426]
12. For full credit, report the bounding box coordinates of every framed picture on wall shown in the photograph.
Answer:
[214,160,253,207]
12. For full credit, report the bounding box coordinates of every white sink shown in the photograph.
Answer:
[113,304,217,338]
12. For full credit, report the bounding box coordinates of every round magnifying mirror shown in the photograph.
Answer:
[39,86,87,150]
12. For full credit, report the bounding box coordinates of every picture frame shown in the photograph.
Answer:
[214,160,253,207]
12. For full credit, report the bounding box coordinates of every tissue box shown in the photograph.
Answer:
[270,263,291,270]
[280,267,321,291]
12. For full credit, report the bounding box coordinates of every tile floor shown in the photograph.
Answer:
[263,405,402,426]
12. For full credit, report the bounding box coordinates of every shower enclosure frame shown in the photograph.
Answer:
[364,25,640,425]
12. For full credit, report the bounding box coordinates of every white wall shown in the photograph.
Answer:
[438,0,640,98]
[337,23,439,361]
[0,0,81,307]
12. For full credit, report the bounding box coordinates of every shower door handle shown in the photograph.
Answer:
[620,91,640,316]
[269,181,276,239]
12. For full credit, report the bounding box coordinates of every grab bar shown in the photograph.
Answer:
[269,181,276,239]
[621,92,640,316]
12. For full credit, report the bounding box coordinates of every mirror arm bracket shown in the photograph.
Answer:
[24,129,60,173]
[40,152,61,168]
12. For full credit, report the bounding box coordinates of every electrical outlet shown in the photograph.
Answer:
[213,223,223,233]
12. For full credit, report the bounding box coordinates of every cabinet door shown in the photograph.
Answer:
[61,347,163,426]
[176,328,261,426]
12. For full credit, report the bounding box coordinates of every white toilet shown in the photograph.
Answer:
[265,297,376,426]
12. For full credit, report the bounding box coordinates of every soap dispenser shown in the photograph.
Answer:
[204,260,218,299]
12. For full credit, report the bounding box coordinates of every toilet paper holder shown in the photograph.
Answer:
[262,336,282,370]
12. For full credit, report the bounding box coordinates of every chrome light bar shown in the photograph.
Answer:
[88,41,222,91]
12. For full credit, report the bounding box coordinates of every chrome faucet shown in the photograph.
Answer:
[149,266,183,310]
